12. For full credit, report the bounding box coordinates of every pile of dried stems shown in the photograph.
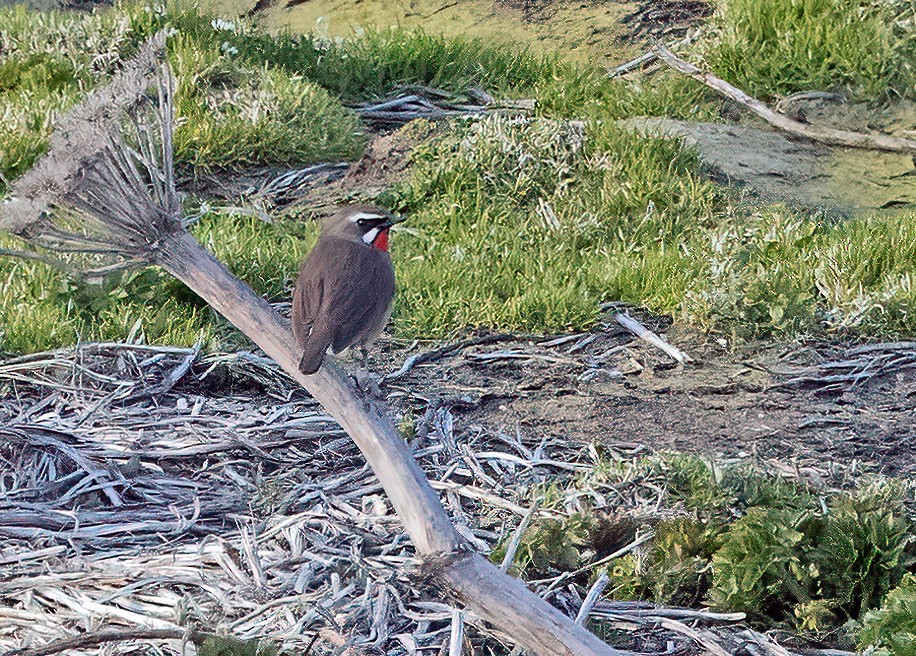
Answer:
[4,341,816,656]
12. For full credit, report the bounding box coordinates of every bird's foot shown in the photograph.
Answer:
[353,368,383,402]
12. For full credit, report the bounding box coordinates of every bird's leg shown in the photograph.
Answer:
[353,344,382,400]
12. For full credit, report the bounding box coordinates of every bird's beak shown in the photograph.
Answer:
[384,214,407,228]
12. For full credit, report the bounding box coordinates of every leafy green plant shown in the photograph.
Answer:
[720,464,816,511]
[651,454,731,511]
[197,636,278,656]
[811,483,913,618]
[858,573,916,656]
[644,517,724,605]
[494,513,598,577]
[708,507,814,618]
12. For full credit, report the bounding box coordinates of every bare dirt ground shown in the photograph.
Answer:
[370,320,916,479]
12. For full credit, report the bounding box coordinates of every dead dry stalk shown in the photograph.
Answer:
[0,33,622,656]
[653,45,916,156]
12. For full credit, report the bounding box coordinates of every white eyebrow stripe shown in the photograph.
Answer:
[350,212,387,223]
[362,227,380,244]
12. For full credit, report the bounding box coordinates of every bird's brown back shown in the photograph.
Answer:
[292,235,395,369]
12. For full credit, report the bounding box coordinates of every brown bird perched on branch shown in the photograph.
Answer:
[292,204,403,375]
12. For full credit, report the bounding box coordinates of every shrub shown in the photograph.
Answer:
[708,507,813,617]
[811,483,913,618]
[644,517,724,605]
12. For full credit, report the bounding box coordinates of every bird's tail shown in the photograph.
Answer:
[298,325,332,375]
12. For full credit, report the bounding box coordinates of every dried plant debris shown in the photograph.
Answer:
[622,0,713,40]
[1,32,182,280]
[350,86,498,127]
[1,341,914,655]
[767,341,916,390]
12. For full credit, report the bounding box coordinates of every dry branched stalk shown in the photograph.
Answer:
[652,46,916,155]
[0,33,621,656]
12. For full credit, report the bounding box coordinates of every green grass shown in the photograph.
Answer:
[390,114,916,340]
[704,0,916,101]
[4,114,916,352]
[0,2,368,188]
[0,214,316,353]
[2,1,916,352]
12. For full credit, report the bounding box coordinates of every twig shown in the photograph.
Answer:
[654,45,916,155]
[657,618,731,656]
[775,91,845,114]
[739,630,798,656]
[593,603,745,623]
[614,313,692,364]
[2,628,209,656]
[575,572,609,625]
[499,500,541,573]
[608,52,659,77]
[448,609,464,656]
[383,333,515,382]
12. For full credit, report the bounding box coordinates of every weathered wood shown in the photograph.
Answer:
[615,313,692,364]
[2,629,209,656]
[441,554,623,656]
[157,231,624,656]
[654,46,916,155]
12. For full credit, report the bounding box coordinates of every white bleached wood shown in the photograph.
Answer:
[654,46,916,155]
[615,313,692,364]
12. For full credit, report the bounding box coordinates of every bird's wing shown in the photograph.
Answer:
[322,242,395,353]
[291,246,326,345]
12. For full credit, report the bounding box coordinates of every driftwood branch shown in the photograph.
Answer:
[158,232,620,656]
[0,33,623,656]
[653,45,916,155]
[615,313,692,364]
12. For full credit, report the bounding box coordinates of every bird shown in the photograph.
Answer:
[292,203,402,375]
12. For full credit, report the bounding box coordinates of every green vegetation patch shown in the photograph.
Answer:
[498,454,916,648]
[0,214,315,353]
[3,2,916,352]
[393,115,916,340]
[704,0,916,101]
[0,2,368,188]
[859,573,916,656]
[391,116,720,337]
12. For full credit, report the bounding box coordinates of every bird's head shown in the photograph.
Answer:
[322,204,404,252]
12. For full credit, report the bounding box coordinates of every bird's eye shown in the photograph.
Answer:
[356,219,368,227]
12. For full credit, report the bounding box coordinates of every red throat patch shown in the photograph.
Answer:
[372,228,389,252]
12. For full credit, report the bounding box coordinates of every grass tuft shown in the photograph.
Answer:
[392,115,718,337]
[704,0,916,101]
